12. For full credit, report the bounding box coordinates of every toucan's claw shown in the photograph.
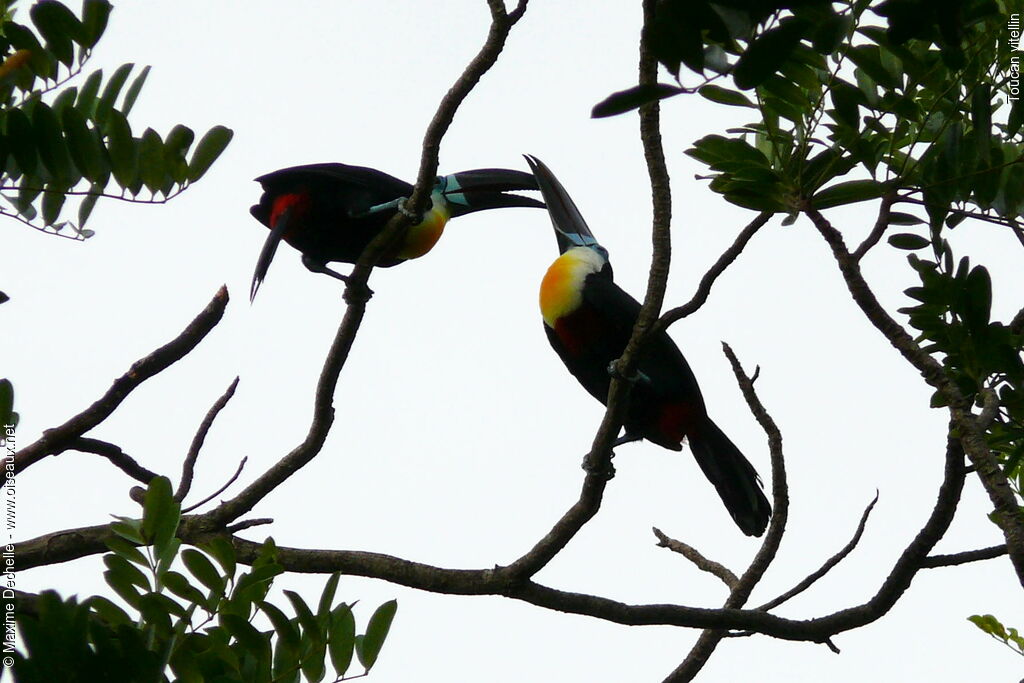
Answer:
[606,361,652,387]
[582,450,616,480]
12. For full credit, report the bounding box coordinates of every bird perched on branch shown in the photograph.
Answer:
[526,155,771,536]
[248,162,544,300]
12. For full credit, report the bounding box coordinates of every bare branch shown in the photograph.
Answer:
[920,544,1008,568]
[652,212,772,336]
[665,343,789,681]
[176,377,240,502]
[14,287,229,475]
[852,192,896,261]
[758,493,879,612]
[181,457,248,514]
[653,527,738,589]
[66,438,158,485]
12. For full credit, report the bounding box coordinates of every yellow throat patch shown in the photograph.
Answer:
[397,194,451,260]
[539,247,605,328]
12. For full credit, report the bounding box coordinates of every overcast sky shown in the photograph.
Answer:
[5,2,1024,681]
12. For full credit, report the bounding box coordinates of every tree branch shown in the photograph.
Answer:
[653,527,738,589]
[664,343,788,681]
[176,377,240,502]
[757,492,878,611]
[652,212,772,337]
[920,544,1008,568]
[66,438,158,485]
[852,192,896,261]
[181,456,248,514]
[13,287,229,474]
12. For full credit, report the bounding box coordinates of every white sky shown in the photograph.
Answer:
[5,2,1024,681]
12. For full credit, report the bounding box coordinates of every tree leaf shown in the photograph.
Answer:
[733,18,809,90]
[81,0,112,49]
[697,84,755,107]
[317,573,341,621]
[356,600,396,671]
[283,590,322,644]
[810,179,887,209]
[187,125,233,182]
[95,62,133,125]
[30,1,82,67]
[141,475,179,552]
[887,211,926,225]
[182,548,226,595]
[105,109,136,188]
[121,64,150,117]
[887,233,930,250]
[62,105,105,181]
[328,604,356,676]
[0,380,14,426]
[163,570,209,607]
[6,108,38,175]
[591,83,683,118]
[138,128,165,194]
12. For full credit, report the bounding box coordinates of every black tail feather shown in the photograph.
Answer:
[688,417,771,537]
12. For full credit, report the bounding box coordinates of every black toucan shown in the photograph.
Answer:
[249,162,544,300]
[526,155,771,537]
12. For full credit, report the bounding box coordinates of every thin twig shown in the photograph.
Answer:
[757,492,879,611]
[663,343,789,682]
[852,192,897,261]
[67,438,158,484]
[176,377,240,502]
[653,527,738,589]
[920,544,1008,568]
[181,457,249,514]
[652,212,772,336]
[13,287,229,474]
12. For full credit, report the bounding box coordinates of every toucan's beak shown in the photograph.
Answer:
[440,168,545,217]
[249,207,291,302]
[524,155,601,254]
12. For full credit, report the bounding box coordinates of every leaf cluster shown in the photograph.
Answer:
[16,477,398,682]
[0,0,232,238]
[968,613,1024,657]
[597,0,1023,226]
[895,235,1024,493]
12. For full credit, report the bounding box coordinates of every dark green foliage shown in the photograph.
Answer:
[899,242,1024,492]
[0,378,17,427]
[17,477,397,682]
[0,1,232,238]
[601,1,1021,236]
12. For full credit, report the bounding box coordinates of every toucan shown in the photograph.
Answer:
[249,162,544,300]
[526,155,771,537]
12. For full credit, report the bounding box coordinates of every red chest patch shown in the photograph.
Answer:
[270,192,311,238]
[553,307,606,357]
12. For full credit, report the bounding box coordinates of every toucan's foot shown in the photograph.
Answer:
[343,279,374,304]
[396,197,420,221]
[582,448,616,480]
[607,360,651,386]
